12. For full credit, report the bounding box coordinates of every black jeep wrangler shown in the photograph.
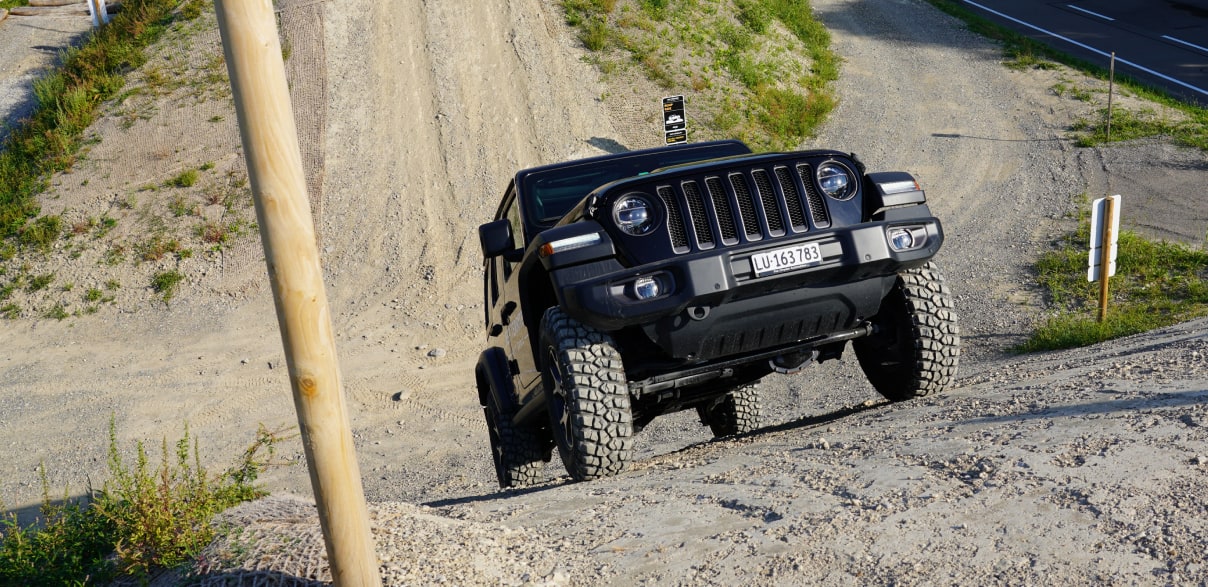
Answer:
[476,140,958,487]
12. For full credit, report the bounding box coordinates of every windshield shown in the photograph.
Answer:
[521,142,751,227]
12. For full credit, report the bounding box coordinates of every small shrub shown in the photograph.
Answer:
[0,303,20,319]
[197,221,232,244]
[103,245,126,266]
[0,419,285,584]
[71,219,95,235]
[167,169,199,188]
[638,0,667,19]
[169,195,194,217]
[26,273,55,292]
[181,0,206,19]
[43,303,69,321]
[95,215,118,238]
[85,287,103,302]
[0,475,117,585]
[18,216,63,251]
[136,235,182,262]
[736,0,772,33]
[151,269,184,302]
[581,18,610,51]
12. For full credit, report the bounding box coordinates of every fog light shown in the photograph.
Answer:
[889,228,915,251]
[633,276,661,300]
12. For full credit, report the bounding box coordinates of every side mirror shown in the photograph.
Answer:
[479,219,515,258]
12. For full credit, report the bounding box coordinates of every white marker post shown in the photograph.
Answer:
[86,0,109,26]
[1088,195,1121,322]
[213,0,381,585]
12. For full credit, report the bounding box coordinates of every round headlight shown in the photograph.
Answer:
[613,194,657,236]
[817,162,856,200]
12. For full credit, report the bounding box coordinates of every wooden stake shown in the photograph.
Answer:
[212,1,381,585]
[1106,52,1115,143]
[1098,196,1115,323]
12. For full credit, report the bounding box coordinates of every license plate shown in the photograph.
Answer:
[751,242,824,277]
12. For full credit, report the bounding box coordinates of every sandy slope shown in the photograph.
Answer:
[1,0,1206,584]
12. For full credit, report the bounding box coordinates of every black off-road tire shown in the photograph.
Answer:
[483,402,545,488]
[697,383,762,438]
[854,261,960,401]
[539,308,634,482]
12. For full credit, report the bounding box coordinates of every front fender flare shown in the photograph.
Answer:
[475,347,515,413]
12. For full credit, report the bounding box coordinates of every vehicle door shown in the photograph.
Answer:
[485,186,540,401]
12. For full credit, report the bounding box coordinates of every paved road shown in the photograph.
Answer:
[960,0,1208,104]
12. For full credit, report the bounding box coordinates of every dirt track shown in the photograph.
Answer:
[1,0,1206,584]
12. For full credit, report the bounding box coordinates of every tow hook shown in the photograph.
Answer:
[770,349,820,375]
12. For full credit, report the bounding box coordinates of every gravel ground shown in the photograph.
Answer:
[2,0,1206,585]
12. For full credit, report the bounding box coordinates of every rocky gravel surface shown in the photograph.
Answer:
[2,0,1206,585]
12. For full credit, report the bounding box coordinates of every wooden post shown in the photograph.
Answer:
[212,1,381,585]
[1098,196,1115,322]
[1106,52,1115,143]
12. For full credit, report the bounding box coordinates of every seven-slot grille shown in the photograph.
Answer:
[656,164,832,253]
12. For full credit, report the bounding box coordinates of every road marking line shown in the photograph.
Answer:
[1067,4,1114,22]
[1162,35,1208,56]
[962,0,1208,99]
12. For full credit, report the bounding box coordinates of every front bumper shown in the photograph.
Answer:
[552,215,943,360]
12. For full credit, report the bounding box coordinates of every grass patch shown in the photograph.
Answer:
[136,234,183,262]
[43,303,69,321]
[0,419,287,584]
[561,0,838,151]
[17,215,62,252]
[150,269,184,302]
[1018,206,1208,352]
[0,0,206,248]
[25,272,54,292]
[166,168,199,188]
[923,0,1208,151]
[1071,106,1208,150]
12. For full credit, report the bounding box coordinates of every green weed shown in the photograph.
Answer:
[1072,107,1208,150]
[25,273,54,292]
[43,303,69,321]
[169,195,195,217]
[0,419,286,584]
[167,169,199,188]
[150,269,183,302]
[136,234,182,262]
[17,216,62,251]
